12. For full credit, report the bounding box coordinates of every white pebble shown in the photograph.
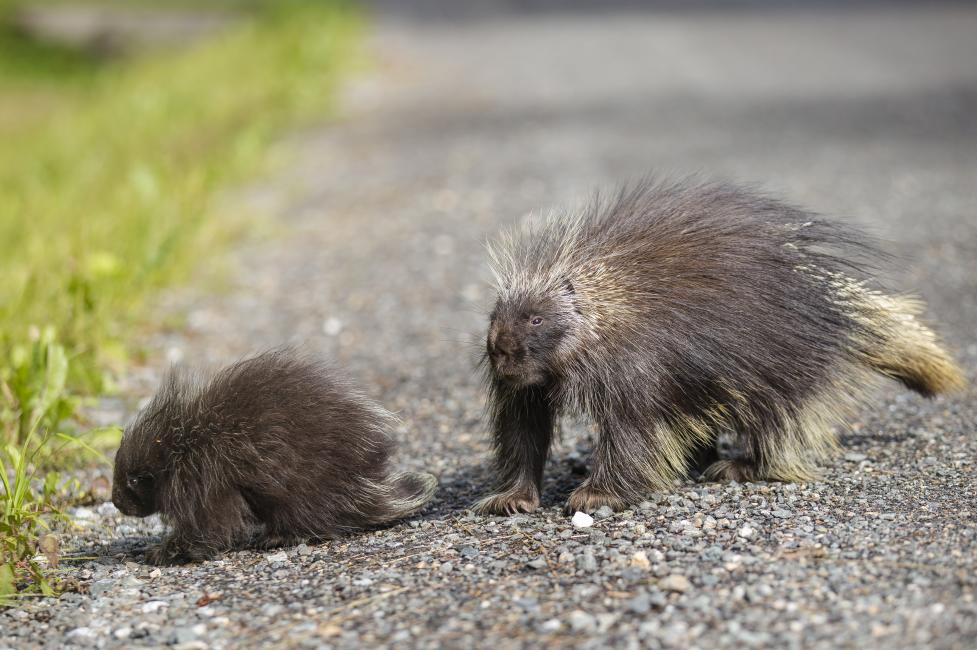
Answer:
[166,346,184,364]
[265,551,289,563]
[571,511,594,528]
[737,525,756,539]
[541,618,562,632]
[67,627,95,640]
[322,317,343,336]
[142,601,168,614]
[568,610,597,632]
[71,507,95,520]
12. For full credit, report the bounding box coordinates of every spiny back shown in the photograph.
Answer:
[128,349,396,475]
[490,178,876,313]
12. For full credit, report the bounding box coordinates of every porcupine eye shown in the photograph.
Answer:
[127,474,152,491]
[530,316,543,326]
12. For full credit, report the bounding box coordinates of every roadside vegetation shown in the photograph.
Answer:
[0,0,359,599]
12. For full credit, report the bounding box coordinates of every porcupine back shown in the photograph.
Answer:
[488,178,963,484]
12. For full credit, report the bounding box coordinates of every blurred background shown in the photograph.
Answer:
[2,0,975,602]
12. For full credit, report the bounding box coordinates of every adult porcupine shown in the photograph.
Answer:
[474,178,964,515]
[112,348,438,564]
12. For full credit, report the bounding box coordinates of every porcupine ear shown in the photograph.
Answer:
[562,279,583,315]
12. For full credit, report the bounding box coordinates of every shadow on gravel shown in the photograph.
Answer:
[423,450,593,517]
[72,536,157,565]
[839,430,916,448]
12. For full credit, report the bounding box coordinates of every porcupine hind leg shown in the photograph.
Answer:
[700,427,764,483]
[702,395,846,484]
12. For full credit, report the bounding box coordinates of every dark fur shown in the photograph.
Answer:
[112,349,437,564]
[476,178,963,515]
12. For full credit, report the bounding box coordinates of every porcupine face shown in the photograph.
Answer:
[112,406,170,517]
[111,447,159,517]
[487,292,572,386]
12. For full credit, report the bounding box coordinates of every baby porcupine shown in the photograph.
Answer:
[475,178,964,515]
[112,348,437,564]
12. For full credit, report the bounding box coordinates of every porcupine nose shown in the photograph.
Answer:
[493,334,518,359]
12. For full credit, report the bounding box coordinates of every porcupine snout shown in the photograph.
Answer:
[487,324,525,375]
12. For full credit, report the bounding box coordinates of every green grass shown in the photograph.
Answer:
[0,0,360,599]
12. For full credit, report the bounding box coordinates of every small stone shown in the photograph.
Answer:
[568,610,597,633]
[113,628,131,640]
[771,509,791,519]
[121,575,143,588]
[844,452,868,462]
[596,613,619,632]
[594,505,614,520]
[70,507,95,520]
[526,557,547,570]
[440,562,454,573]
[627,593,651,614]
[318,624,342,638]
[265,551,289,563]
[149,568,162,579]
[629,551,651,570]
[96,502,119,516]
[89,579,115,598]
[577,550,598,572]
[142,601,168,614]
[648,590,668,609]
[514,597,539,611]
[737,525,756,539]
[571,512,594,528]
[659,574,691,593]
[262,604,284,617]
[459,546,478,558]
[66,627,95,644]
[173,627,198,644]
[296,544,312,556]
[323,317,343,336]
[540,619,562,632]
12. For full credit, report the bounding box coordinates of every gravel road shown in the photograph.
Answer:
[4,3,976,648]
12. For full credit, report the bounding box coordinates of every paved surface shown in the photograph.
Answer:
[4,4,977,648]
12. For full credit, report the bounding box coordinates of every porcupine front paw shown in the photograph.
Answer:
[143,544,169,566]
[145,540,190,566]
[472,487,540,515]
[564,483,629,514]
[250,532,301,551]
[145,536,217,565]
